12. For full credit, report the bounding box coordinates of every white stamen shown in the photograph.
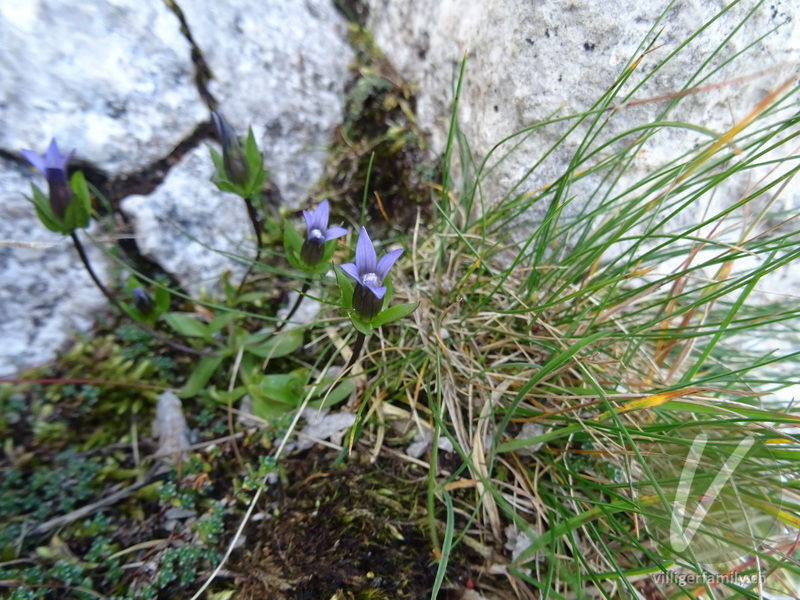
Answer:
[309,228,324,242]
[361,272,380,287]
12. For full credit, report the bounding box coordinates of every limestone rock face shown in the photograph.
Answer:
[0,0,353,374]
[181,0,353,207]
[365,0,799,217]
[0,0,206,174]
[120,145,254,298]
[0,159,107,377]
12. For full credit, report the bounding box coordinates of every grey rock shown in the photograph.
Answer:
[121,145,254,298]
[0,0,206,174]
[365,0,799,223]
[297,407,357,451]
[0,0,205,375]
[0,0,354,374]
[179,0,354,207]
[514,422,545,456]
[277,288,322,331]
[0,158,108,377]
[153,390,191,467]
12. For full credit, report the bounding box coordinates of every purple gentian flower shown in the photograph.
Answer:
[300,199,348,266]
[211,110,250,187]
[341,227,403,321]
[22,139,75,219]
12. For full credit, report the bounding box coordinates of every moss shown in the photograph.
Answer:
[233,448,475,600]
[320,24,435,233]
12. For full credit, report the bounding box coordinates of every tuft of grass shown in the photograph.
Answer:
[348,1,800,597]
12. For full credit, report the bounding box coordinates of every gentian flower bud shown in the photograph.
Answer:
[341,227,403,322]
[211,110,250,187]
[300,199,348,266]
[132,287,155,315]
[22,139,75,219]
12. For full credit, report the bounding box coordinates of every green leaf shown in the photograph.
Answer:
[244,128,266,196]
[307,260,334,277]
[29,184,64,233]
[28,172,92,234]
[118,301,149,325]
[68,171,92,229]
[249,369,308,418]
[245,127,260,165]
[222,275,237,304]
[335,265,354,309]
[309,379,356,409]
[235,291,266,305]
[209,147,225,174]
[207,312,237,335]
[372,302,419,327]
[163,313,211,339]
[240,328,271,346]
[382,277,395,310]
[125,275,139,294]
[153,285,171,314]
[257,372,305,406]
[283,219,304,254]
[250,396,294,420]
[208,385,248,406]
[180,354,225,398]
[245,328,303,359]
[285,250,303,270]
[211,179,241,195]
[350,315,373,335]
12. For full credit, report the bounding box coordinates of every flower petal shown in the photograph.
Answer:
[44,139,62,167]
[21,149,45,173]
[302,209,314,233]
[376,248,403,282]
[211,110,233,147]
[211,110,223,137]
[369,285,387,300]
[340,262,360,281]
[323,226,348,242]
[313,199,330,231]
[355,227,377,272]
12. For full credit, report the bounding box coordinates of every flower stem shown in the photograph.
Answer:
[235,194,265,294]
[69,231,213,357]
[274,281,311,333]
[343,331,367,375]
[244,195,264,252]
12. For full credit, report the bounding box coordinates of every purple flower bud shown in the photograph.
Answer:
[21,139,75,219]
[341,227,402,321]
[211,110,251,187]
[300,199,348,266]
[132,287,154,315]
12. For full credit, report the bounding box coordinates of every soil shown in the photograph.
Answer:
[233,448,475,600]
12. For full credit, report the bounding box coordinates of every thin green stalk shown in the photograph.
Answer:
[70,231,212,357]
[343,331,367,375]
[274,281,311,333]
[235,193,265,293]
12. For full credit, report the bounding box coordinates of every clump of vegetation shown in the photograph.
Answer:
[3,2,800,599]
[322,24,434,232]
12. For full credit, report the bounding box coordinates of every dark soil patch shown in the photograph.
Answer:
[234,449,474,600]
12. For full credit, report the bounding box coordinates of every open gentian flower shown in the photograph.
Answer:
[22,139,75,219]
[300,199,348,266]
[211,110,250,187]
[341,227,403,321]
